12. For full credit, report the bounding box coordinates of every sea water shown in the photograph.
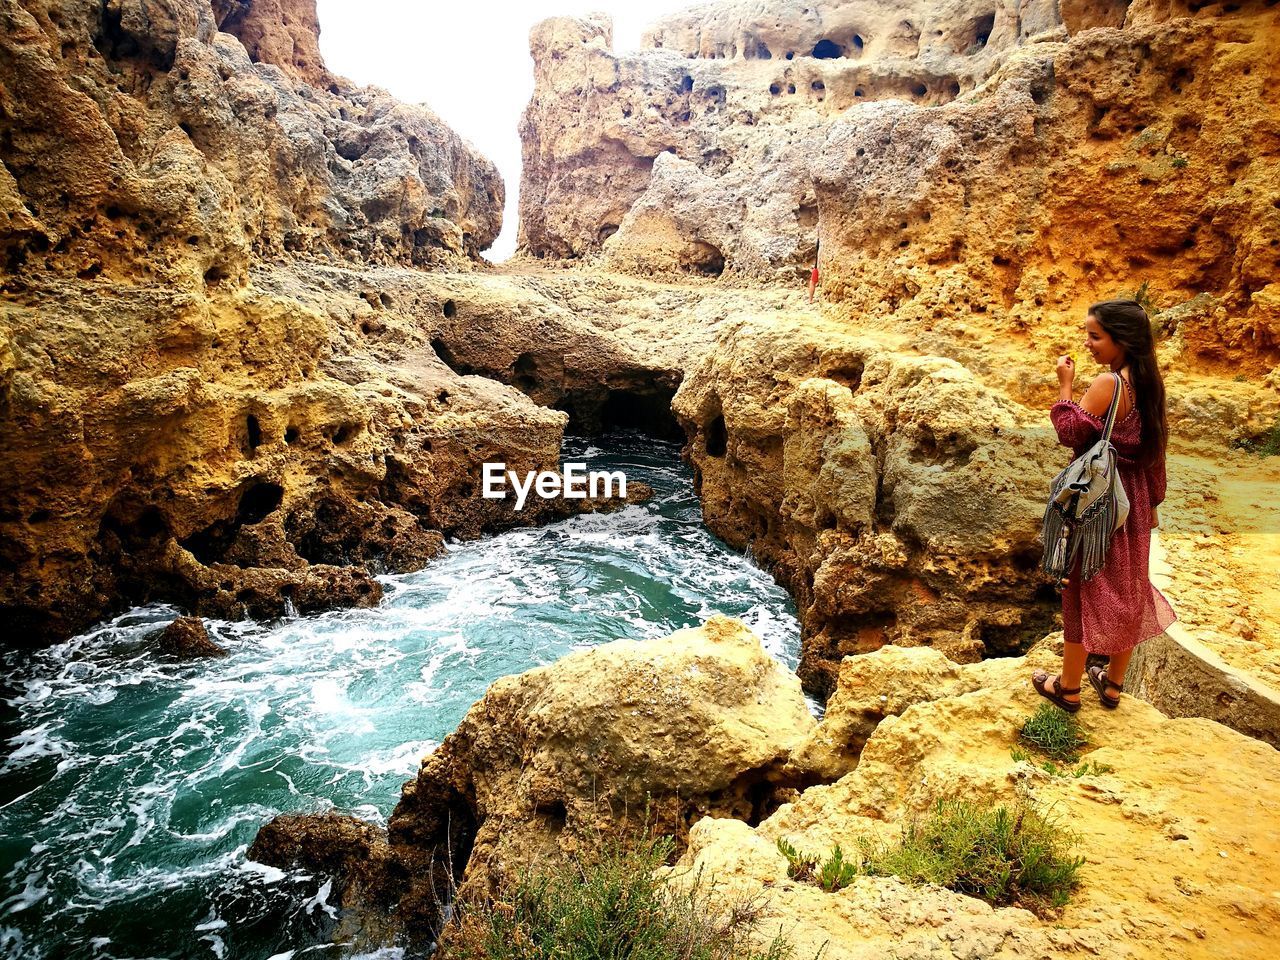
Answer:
[0,433,801,959]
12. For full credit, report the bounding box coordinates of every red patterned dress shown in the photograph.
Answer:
[1049,386,1178,655]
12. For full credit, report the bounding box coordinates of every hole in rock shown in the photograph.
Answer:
[284,426,300,445]
[705,415,728,457]
[597,223,618,243]
[598,387,684,441]
[684,241,725,276]
[430,337,475,376]
[852,34,865,53]
[972,12,994,51]
[442,299,457,318]
[331,423,359,446]
[825,361,864,392]
[238,481,284,526]
[245,415,262,454]
[812,38,842,59]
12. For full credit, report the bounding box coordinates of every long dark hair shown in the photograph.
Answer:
[1088,298,1167,468]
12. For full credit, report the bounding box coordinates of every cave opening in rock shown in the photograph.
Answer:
[705,415,728,457]
[238,481,284,526]
[556,379,683,442]
[812,38,842,59]
[98,501,172,553]
[685,240,725,276]
[972,12,995,51]
[852,34,866,53]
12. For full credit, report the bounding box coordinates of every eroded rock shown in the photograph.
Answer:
[673,317,1065,695]
[151,615,227,658]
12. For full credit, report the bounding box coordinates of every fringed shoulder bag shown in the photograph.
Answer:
[1041,372,1131,585]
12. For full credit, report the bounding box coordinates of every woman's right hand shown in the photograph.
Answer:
[1056,355,1075,386]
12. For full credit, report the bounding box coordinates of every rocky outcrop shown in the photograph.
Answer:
[518,1,1065,278]
[673,635,1280,960]
[213,0,329,85]
[0,2,670,644]
[1,1,503,283]
[672,315,1067,695]
[250,617,817,950]
[151,614,227,657]
[519,1,1279,377]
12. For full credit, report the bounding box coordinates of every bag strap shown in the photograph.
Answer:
[1100,372,1123,444]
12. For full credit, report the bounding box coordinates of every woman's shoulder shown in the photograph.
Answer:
[1077,372,1136,422]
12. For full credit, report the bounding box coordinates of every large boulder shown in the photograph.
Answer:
[251,617,817,949]
[387,615,816,899]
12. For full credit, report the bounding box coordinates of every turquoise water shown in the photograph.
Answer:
[0,433,801,959]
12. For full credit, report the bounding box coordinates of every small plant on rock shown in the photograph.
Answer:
[1020,703,1088,763]
[444,833,795,960]
[1232,419,1280,457]
[776,837,818,881]
[1011,746,1114,779]
[776,839,857,893]
[815,845,857,893]
[856,798,1085,913]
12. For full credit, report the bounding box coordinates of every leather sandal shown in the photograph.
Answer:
[1087,664,1123,709]
[1032,671,1081,713]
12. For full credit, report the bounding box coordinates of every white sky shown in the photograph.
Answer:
[316,1,699,260]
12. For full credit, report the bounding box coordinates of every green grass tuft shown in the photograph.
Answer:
[1232,420,1280,457]
[1011,747,1114,779]
[856,798,1085,913]
[444,834,795,960]
[1020,703,1089,763]
[1171,155,1188,169]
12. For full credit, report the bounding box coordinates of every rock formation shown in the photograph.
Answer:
[673,315,1068,694]
[518,0,1065,279]
[674,633,1280,960]
[812,1,1280,374]
[151,614,227,657]
[520,1,1279,376]
[252,619,1280,958]
[0,1,652,642]
[251,617,817,950]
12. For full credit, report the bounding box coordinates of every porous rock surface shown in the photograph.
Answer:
[0,1,643,642]
[519,0,1065,278]
[152,614,227,657]
[813,0,1280,374]
[520,0,1280,380]
[673,314,1067,695]
[253,621,1280,958]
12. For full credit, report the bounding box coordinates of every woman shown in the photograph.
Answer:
[1032,299,1178,711]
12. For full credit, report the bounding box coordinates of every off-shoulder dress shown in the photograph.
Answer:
[1049,382,1178,656]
